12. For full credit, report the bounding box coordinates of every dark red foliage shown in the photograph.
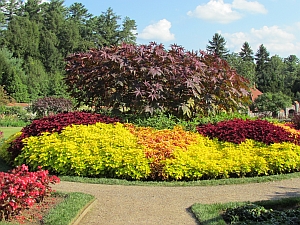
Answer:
[196,119,297,145]
[292,113,300,130]
[7,112,120,161]
[65,42,251,118]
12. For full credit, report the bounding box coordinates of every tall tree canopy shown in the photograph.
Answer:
[0,1,138,102]
[206,33,229,59]
[255,44,270,92]
[239,42,254,62]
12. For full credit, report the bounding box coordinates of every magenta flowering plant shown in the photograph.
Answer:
[0,164,60,221]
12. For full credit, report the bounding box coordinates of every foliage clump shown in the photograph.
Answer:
[223,203,300,225]
[65,42,251,119]
[16,123,151,179]
[7,112,120,161]
[291,113,300,130]
[196,119,297,145]
[29,96,74,118]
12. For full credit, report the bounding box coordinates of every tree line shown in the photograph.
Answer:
[207,33,300,109]
[0,0,137,102]
[1,0,299,109]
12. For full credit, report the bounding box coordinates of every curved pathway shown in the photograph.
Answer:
[55,178,300,225]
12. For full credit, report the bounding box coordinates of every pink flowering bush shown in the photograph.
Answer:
[0,164,60,221]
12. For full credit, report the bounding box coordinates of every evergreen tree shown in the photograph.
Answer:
[67,2,93,51]
[0,47,29,102]
[90,7,137,47]
[255,44,270,92]
[226,52,256,85]
[206,33,229,59]
[4,16,40,59]
[22,0,44,23]
[0,0,22,26]
[284,55,299,97]
[265,55,285,93]
[23,57,49,100]
[239,42,254,62]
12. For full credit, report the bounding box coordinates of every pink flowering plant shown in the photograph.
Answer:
[0,164,60,221]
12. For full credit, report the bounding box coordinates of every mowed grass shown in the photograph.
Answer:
[0,192,95,225]
[0,127,22,139]
[0,127,22,172]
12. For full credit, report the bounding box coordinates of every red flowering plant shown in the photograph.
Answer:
[0,164,60,221]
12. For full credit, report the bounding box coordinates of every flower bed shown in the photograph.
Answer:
[2,113,300,181]
[0,164,60,221]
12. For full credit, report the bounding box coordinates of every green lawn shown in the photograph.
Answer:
[0,127,22,139]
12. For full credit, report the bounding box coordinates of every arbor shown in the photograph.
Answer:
[239,42,254,62]
[206,33,229,59]
[255,44,270,92]
[65,43,250,118]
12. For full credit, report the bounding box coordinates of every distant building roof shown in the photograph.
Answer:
[249,87,263,102]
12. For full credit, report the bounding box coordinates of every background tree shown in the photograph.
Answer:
[239,41,254,62]
[66,2,93,51]
[284,55,300,97]
[226,53,255,86]
[0,0,22,27]
[0,47,29,102]
[263,55,285,93]
[253,92,292,117]
[255,44,270,92]
[206,33,229,59]
[4,16,40,59]
[89,7,137,48]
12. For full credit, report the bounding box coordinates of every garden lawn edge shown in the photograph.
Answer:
[43,191,95,225]
[0,192,96,225]
[70,197,97,225]
[191,196,300,225]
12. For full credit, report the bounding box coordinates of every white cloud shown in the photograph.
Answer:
[232,0,267,14]
[222,25,300,56]
[138,19,175,42]
[187,0,241,24]
[187,0,267,24]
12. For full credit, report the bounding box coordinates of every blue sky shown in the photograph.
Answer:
[61,0,300,58]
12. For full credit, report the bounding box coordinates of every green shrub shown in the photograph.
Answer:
[0,132,22,164]
[0,105,32,126]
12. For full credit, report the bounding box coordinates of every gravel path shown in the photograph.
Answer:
[55,178,300,225]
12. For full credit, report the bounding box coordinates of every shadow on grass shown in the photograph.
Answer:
[268,186,300,200]
[0,158,12,172]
